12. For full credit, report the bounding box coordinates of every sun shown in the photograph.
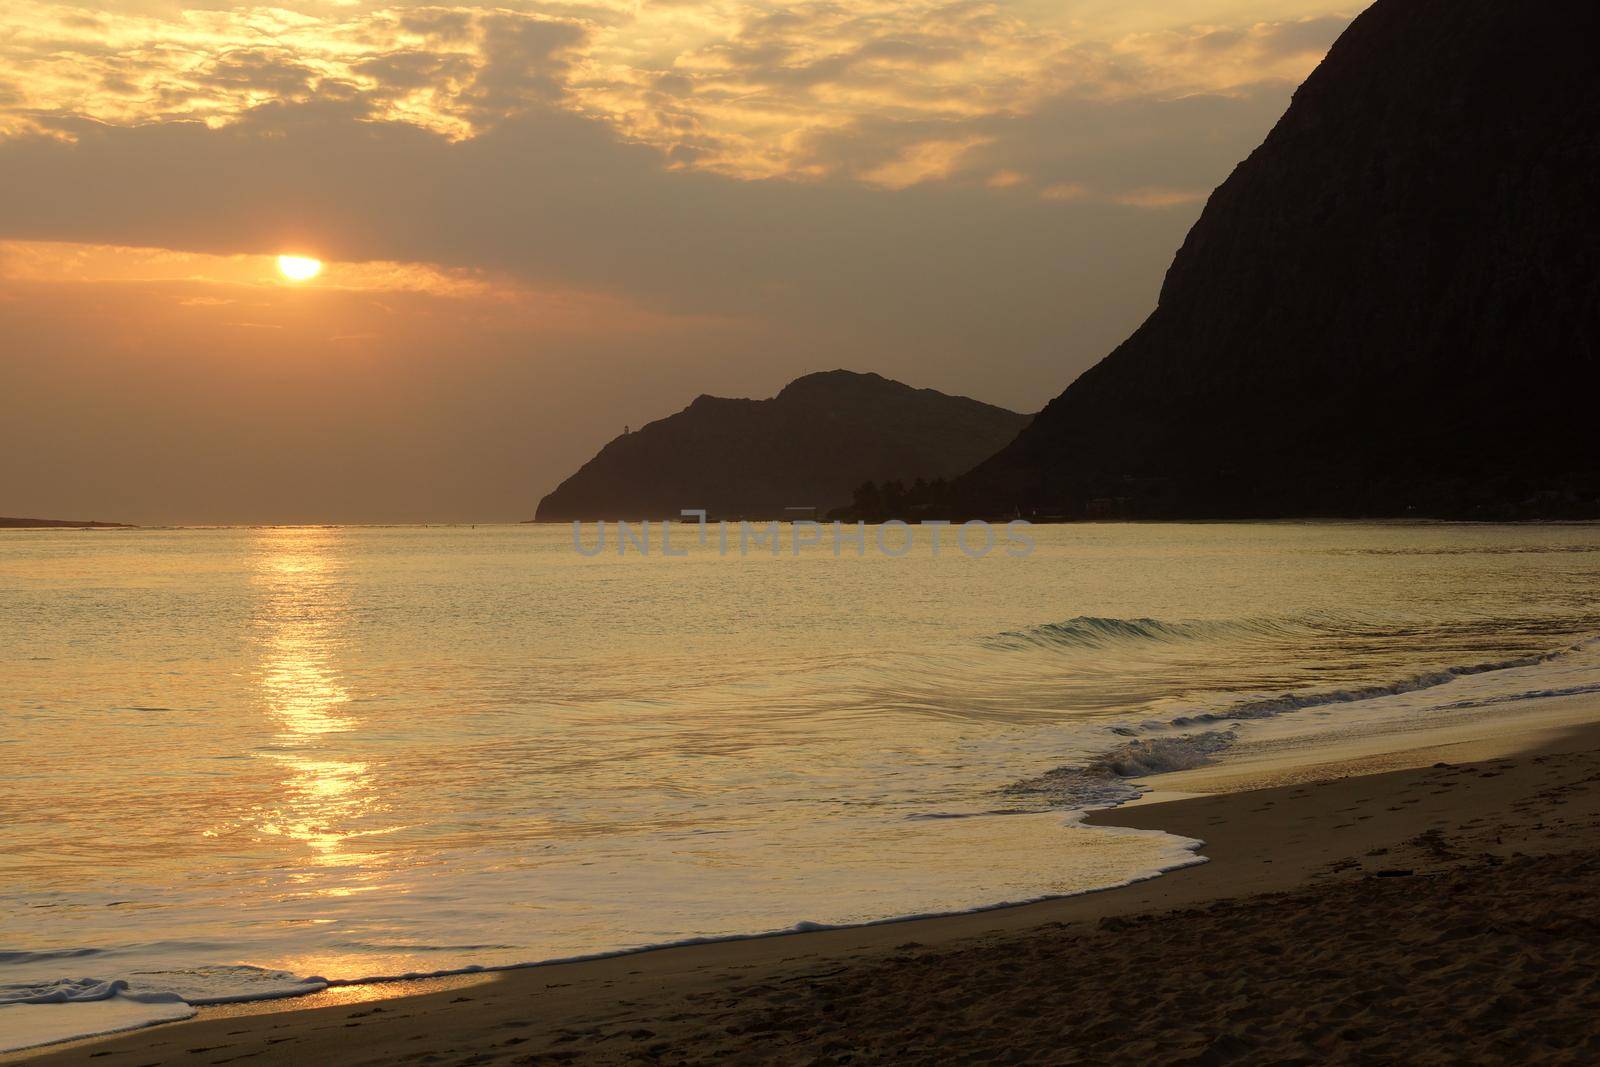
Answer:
[277,255,322,282]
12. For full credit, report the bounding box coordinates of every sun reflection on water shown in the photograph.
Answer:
[251,529,388,877]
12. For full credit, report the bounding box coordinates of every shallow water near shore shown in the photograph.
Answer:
[4,522,1600,1050]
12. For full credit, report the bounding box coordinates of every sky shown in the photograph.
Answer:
[0,1,1355,524]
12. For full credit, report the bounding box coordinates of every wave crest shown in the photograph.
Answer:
[1004,730,1238,808]
[1003,635,1600,810]
[986,616,1216,651]
[983,613,1358,652]
[1170,638,1599,727]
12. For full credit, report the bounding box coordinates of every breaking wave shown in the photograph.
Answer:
[0,967,334,1054]
[1003,634,1600,811]
[1167,637,1600,727]
[982,612,1365,652]
[985,615,1230,650]
[0,966,327,1008]
[1005,731,1239,808]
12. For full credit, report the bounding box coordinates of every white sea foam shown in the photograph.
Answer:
[0,965,326,1007]
[1004,730,1238,807]
[0,981,194,1054]
[0,968,329,1051]
[0,816,1207,1052]
[1167,637,1599,727]
[1008,635,1600,808]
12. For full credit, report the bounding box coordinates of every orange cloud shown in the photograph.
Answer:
[1040,182,1090,201]
[860,136,992,189]
[0,239,733,337]
[1,3,1352,184]
[0,240,496,296]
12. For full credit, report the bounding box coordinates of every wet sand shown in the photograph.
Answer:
[11,704,1600,1065]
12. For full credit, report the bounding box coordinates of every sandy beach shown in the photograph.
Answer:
[9,693,1600,1065]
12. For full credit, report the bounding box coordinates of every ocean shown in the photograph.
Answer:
[4,522,1600,1050]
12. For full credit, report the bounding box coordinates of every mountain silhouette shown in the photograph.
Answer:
[959,0,1600,519]
[535,370,1030,521]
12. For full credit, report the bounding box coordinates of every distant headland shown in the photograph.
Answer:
[0,517,136,529]
[533,370,1030,522]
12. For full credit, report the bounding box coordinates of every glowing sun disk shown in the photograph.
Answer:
[278,255,322,281]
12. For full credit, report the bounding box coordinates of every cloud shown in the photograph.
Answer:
[1110,187,1208,209]
[956,84,1297,202]
[464,14,588,118]
[191,48,326,100]
[0,93,1214,333]
[1110,14,1352,91]
[0,5,1344,404]
[0,4,591,139]
[598,5,1351,180]
[0,239,506,299]
[354,50,476,96]
[0,3,1351,178]
[1040,182,1089,201]
[860,136,992,189]
[397,8,477,44]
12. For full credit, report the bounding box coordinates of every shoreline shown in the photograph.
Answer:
[11,695,1600,1063]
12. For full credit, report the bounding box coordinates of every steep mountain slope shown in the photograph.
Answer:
[960,0,1600,519]
[535,371,1030,521]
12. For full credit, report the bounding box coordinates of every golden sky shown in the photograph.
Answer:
[0,1,1356,522]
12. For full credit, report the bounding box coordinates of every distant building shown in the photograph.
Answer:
[1085,497,1134,519]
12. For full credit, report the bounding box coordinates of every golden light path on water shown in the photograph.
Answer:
[252,530,388,890]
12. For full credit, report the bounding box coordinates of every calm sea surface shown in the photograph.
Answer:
[4,523,1600,1044]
